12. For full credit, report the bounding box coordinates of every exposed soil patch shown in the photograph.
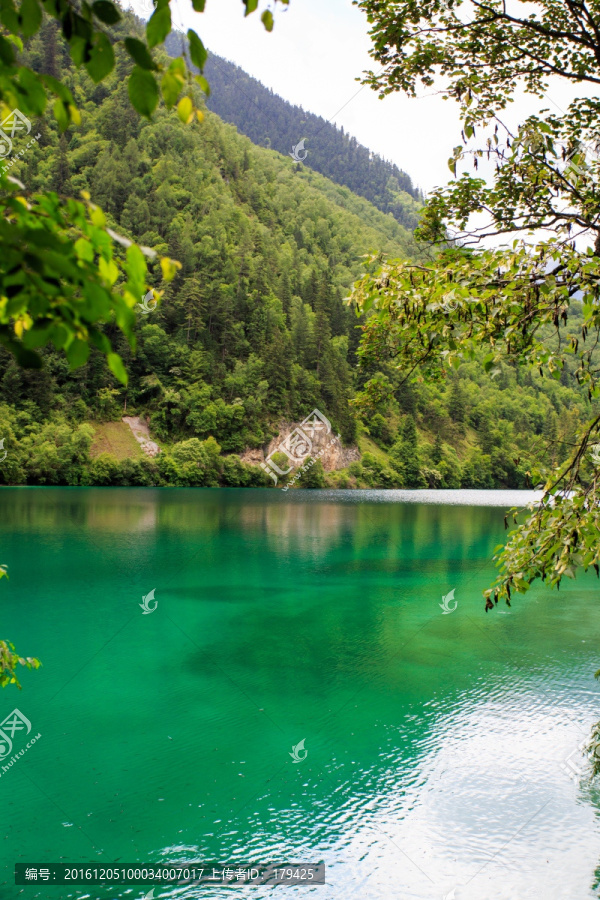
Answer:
[122,416,161,458]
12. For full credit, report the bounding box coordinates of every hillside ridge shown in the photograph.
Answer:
[164,32,423,232]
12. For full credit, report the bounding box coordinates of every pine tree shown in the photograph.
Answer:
[448,379,466,424]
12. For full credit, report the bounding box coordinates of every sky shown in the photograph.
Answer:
[125,0,586,201]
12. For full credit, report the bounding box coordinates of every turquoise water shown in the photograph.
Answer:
[1,488,599,900]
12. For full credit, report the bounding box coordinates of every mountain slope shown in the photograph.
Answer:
[164,33,423,232]
[0,14,423,486]
[0,13,594,491]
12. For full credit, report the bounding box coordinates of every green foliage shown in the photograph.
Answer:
[0,182,154,381]
[298,457,325,488]
[0,19,424,483]
[359,451,396,487]
[222,454,266,487]
[0,565,41,688]
[0,0,287,689]
[353,0,600,607]
[485,485,600,611]
[89,451,122,485]
[167,435,222,485]
[0,8,207,380]
[1,0,597,514]
[0,405,94,484]
[368,412,393,446]
[0,0,288,382]
[386,415,423,487]
[186,48,424,230]
[0,37,594,497]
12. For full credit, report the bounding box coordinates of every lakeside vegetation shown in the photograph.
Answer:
[0,12,595,489]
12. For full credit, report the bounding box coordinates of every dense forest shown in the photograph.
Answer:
[165,32,423,232]
[0,11,595,490]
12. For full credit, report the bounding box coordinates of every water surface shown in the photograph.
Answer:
[1,488,599,899]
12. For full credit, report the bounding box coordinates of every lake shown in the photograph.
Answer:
[1,488,599,899]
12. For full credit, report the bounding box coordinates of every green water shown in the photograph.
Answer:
[1,488,600,900]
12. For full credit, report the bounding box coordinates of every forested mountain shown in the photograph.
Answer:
[165,33,423,232]
[0,11,595,490]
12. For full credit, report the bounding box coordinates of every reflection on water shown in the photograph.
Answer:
[0,488,598,900]
[0,486,540,533]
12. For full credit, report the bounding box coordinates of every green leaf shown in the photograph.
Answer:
[19,0,42,38]
[161,71,182,109]
[88,327,111,355]
[146,4,171,49]
[194,74,210,96]
[68,35,88,67]
[107,352,128,385]
[65,338,90,369]
[126,243,147,295]
[244,0,259,14]
[177,96,193,123]
[18,67,47,114]
[41,74,75,104]
[85,33,115,83]
[22,322,54,350]
[74,237,94,262]
[91,0,121,24]
[99,257,119,286]
[187,29,207,72]
[128,66,159,118]
[191,0,205,9]
[261,9,273,31]
[13,345,43,369]
[53,97,69,131]
[160,256,181,281]
[0,0,20,32]
[124,37,157,71]
[0,34,16,65]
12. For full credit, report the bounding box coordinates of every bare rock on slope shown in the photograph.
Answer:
[122,416,161,458]
[240,420,360,472]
